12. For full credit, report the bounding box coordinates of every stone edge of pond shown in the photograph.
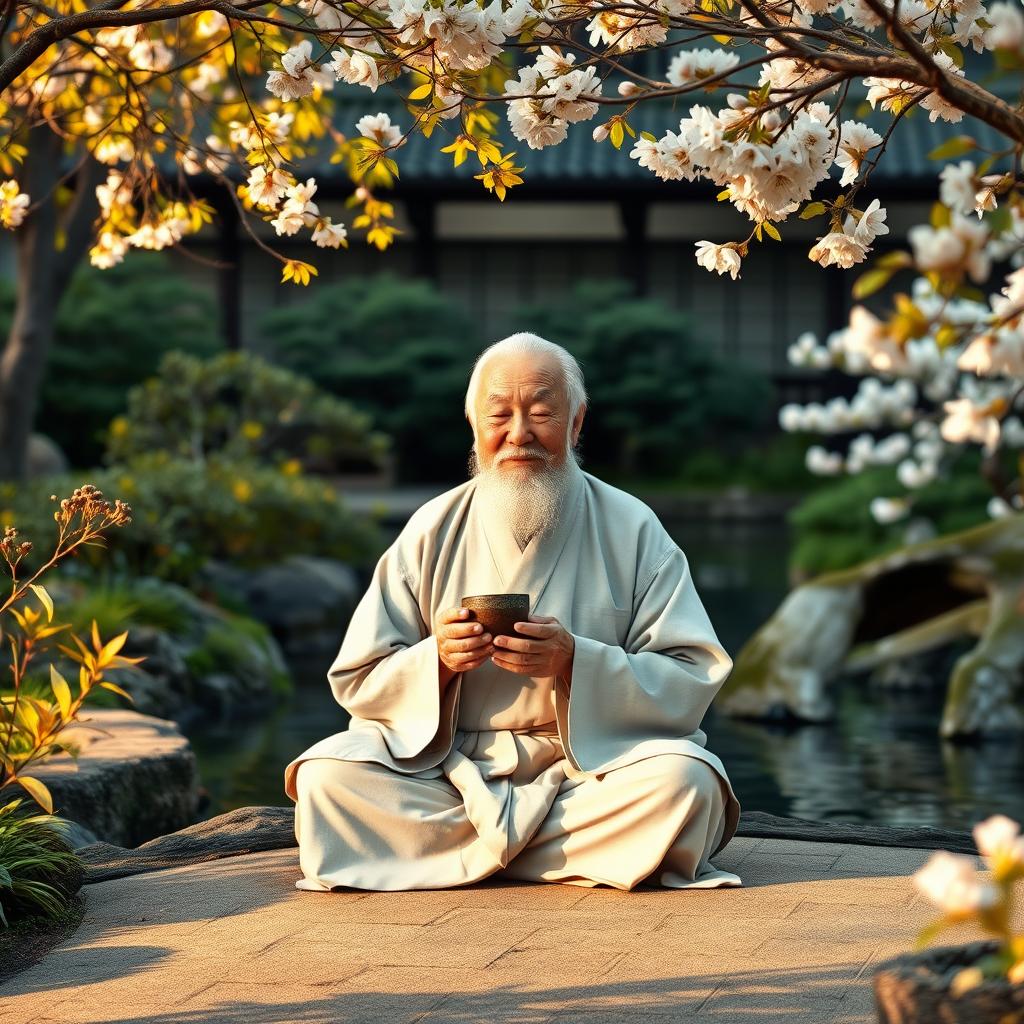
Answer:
[74,805,975,886]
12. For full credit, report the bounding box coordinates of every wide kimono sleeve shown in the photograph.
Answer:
[556,542,734,774]
[326,538,461,765]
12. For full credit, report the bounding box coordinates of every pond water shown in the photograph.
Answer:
[187,515,1024,832]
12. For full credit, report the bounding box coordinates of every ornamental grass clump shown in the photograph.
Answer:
[1,485,139,926]
[0,797,80,927]
[912,814,1024,989]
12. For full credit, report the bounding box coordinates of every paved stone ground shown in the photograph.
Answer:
[1,837,992,1024]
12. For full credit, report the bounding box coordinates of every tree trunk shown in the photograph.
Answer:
[0,132,101,481]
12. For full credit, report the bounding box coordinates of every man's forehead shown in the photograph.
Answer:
[479,354,564,402]
[484,381,559,403]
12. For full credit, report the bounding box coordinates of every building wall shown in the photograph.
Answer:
[169,196,932,390]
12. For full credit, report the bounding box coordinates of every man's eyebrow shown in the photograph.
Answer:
[484,386,557,405]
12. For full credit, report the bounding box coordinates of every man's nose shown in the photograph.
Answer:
[507,413,533,445]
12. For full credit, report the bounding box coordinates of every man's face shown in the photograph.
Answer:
[472,351,584,474]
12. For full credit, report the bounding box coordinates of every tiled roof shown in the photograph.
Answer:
[321,85,1012,190]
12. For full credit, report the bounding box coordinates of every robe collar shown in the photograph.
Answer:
[472,464,585,613]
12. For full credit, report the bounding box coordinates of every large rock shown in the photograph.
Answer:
[46,576,292,723]
[32,709,200,847]
[27,433,69,478]
[719,515,1024,738]
[199,555,360,662]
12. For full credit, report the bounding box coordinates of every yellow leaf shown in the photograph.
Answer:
[930,201,951,229]
[763,222,781,241]
[15,775,53,813]
[852,267,894,299]
[408,82,433,100]
[99,681,134,702]
[50,664,72,719]
[927,135,976,161]
[610,122,625,149]
[15,700,40,735]
[91,618,101,653]
[29,584,53,623]
[98,631,128,665]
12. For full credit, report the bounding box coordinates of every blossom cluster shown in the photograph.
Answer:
[912,813,1024,986]
[239,102,353,252]
[0,180,29,230]
[779,249,1024,524]
[504,48,603,150]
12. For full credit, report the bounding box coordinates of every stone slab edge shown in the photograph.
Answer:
[75,805,974,885]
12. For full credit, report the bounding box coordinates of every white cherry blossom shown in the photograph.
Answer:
[913,851,999,918]
[694,240,742,279]
[356,112,403,147]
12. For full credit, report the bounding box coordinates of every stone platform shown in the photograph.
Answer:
[1,836,989,1024]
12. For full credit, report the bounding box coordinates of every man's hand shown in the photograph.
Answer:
[436,606,494,680]
[491,615,574,680]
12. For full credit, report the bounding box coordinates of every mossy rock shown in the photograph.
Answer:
[719,515,1024,738]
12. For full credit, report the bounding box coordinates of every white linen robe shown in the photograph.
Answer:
[284,469,743,891]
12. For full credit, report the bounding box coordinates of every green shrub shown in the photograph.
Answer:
[55,580,191,638]
[0,455,384,584]
[184,611,291,697]
[788,453,999,577]
[262,274,480,482]
[513,281,775,477]
[0,256,221,468]
[104,350,389,475]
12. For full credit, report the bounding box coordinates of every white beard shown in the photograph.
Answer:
[470,445,582,550]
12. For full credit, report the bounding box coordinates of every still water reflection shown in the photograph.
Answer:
[188,516,1024,830]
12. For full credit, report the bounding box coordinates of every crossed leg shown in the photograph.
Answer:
[497,753,733,890]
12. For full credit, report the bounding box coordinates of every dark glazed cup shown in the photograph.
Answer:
[461,593,530,641]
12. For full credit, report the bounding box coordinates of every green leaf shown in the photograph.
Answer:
[977,153,999,176]
[15,776,53,814]
[927,135,976,161]
[987,205,1013,235]
[639,130,657,142]
[50,664,72,719]
[937,38,965,68]
[852,267,894,299]
[29,584,53,623]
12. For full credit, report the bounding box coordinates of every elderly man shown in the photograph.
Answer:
[284,332,742,891]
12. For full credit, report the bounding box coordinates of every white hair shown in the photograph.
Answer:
[463,331,587,430]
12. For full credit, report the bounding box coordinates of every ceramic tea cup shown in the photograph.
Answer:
[460,593,530,641]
